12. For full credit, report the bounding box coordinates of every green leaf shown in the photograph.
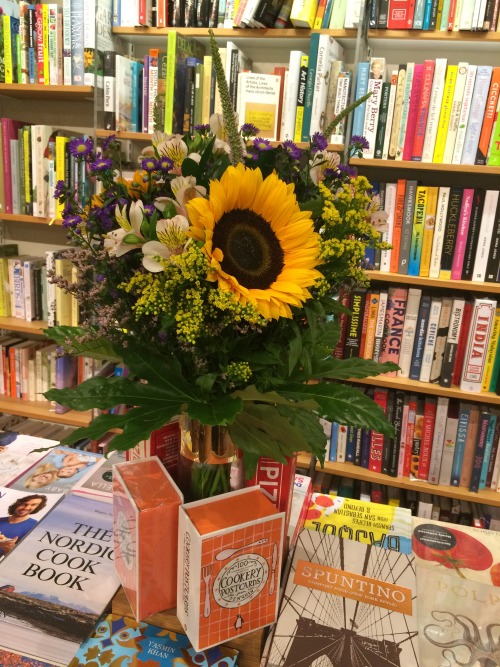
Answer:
[187,394,243,426]
[195,373,218,393]
[232,385,318,411]
[310,357,399,380]
[181,157,202,179]
[279,382,395,436]
[123,233,143,245]
[287,321,302,376]
[59,413,135,447]
[43,327,121,361]
[276,404,327,465]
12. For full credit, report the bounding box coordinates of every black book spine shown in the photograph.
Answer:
[196,0,210,25]
[208,0,220,26]
[343,288,367,359]
[439,299,467,388]
[381,390,395,475]
[32,266,42,321]
[485,196,500,282]
[469,413,491,493]
[168,0,184,26]
[354,427,363,466]
[440,186,463,276]
[461,189,485,280]
[151,0,158,26]
[369,0,380,27]
[103,51,115,132]
[429,0,440,29]
[377,0,389,27]
[388,390,405,477]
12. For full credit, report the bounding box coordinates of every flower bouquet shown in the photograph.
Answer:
[45,33,396,499]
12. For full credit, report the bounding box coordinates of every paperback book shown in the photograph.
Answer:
[0,434,58,487]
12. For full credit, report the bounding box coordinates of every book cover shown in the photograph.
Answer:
[265,530,419,667]
[398,287,422,378]
[461,65,493,165]
[412,517,500,667]
[388,0,417,26]
[69,613,238,667]
[293,54,309,143]
[409,294,431,381]
[442,62,469,163]
[8,446,102,495]
[303,494,412,553]
[0,495,120,666]
[408,185,427,276]
[237,72,281,141]
[460,298,497,393]
[451,64,478,164]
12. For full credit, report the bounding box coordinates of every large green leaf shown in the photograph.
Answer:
[310,357,399,380]
[278,382,395,436]
[44,326,121,361]
[232,385,318,411]
[187,394,243,426]
[276,404,327,466]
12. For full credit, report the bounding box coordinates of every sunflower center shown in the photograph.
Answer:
[212,209,284,290]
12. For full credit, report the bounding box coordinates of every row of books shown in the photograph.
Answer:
[0,119,91,218]
[353,57,500,166]
[367,183,500,284]
[0,0,116,87]
[324,390,500,492]
[338,290,499,393]
[367,0,500,30]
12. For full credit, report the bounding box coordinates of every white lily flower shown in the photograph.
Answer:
[142,241,172,272]
[142,216,190,272]
[155,134,188,172]
[105,200,146,257]
[309,151,341,185]
[170,176,207,207]
[187,152,202,164]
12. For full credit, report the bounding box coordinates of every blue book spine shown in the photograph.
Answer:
[131,61,143,132]
[422,0,433,28]
[469,412,491,493]
[301,33,320,142]
[351,61,370,140]
[70,0,84,84]
[329,422,339,461]
[360,428,371,468]
[322,0,335,27]
[345,426,357,462]
[413,0,426,28]
[409,295,431,380]
[112,0,121,26]
[450,405,471,486]
[480,413,497,489]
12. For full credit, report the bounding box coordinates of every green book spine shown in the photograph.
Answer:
[301,32,319,142]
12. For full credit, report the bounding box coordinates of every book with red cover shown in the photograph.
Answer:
[389,179,407,273]
[402,63,424,161]
[378,286,408,377]
[369,388,389,473]
[451,300,474,386]
[475,66,500,165]
[411,60,435,161]
[387,0,416,27]
[417,397,438,481]
[333,288,350,359]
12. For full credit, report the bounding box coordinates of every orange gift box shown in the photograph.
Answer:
[177,486,285,652]
[113,456,183,620]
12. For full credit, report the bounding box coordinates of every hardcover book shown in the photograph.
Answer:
[460,298,497,393]
[265,529,419,667]
[0,494,120,666]
[237,72,281,140]
[69,613,238,667]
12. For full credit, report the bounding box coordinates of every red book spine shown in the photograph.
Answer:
[157,0,167,26]
[390,180,407,273]
[387,0,416,28]
[451,301,473,386]
[35,4,44,85]
[369,389,388,473]
[411,60,435,161]
[403,396,417,477]
[370,488,384,503]
[476,67,500,165]
[8,347,17,398]
[417,397,437,480]
[447,0,458,29]
[273,66,287,142]
[403,64,424,161]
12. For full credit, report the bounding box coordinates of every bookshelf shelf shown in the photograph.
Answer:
[351,157,500,175]
[367,29,500,42]
[365,270,500,294]
[296,455,500,507]
[0,84,94,101]
[0,395,92,427]
[112,27,358,40]
[352,375,500,405]
[0,317,47,335]
[0,213,62,226]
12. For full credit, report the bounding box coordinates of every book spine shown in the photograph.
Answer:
[451,300,474,386]
[351,61,370,140]
[300,34,320,140]
[343,288,366,359]
[442,62,469,163]
[421,58,448,163]
[388,390,405,476]
[374,81,391,159]
[388,64,407,159]
[411,59,435,161]
[372,290,388,363]
[450,403,470,485]
[389,179,406,273]
[409,295,431,380]
[451,64,478,164]
[485,202,500,282]
[382,70,398,160]
[402,64,423,161]
[461,189,486,280]
[398,179,418,273]
[469,412,491,492]
[362,76,385,160]
[419,297,442,383]
[70,0,84,84]
[475,68,500,165]
[378,287,408,375]
[480,413,497,488]
[439,186,463,279]
[368,388,388,472]
[428,396,450,484]
[433,65,457,163]
[450,188,474,279]
[398,288,422,378]
[438,405,459,485]
[429,296,453,384]
[419,186,439,278]
[482,305,500,391]
[417,397,437,481]
[460,298,497,392]
[461,66,493,165]
[408,185,427,276]
[395,61,414,160]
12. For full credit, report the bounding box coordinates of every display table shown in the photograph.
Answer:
[112,588,266,667]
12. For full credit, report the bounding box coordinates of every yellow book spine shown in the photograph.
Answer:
[3,15,12,84]
[42,4,50,85]
[54,257,73,326]
[291,0,318,27]
[362,292,380,359]
[23,128,31,210]
[55,136,69,220]
[0,258,9,317]
[71,264,79,326]
[435,0,445,29]
[419,186,439,277]
[433,66,458,163]
[482,306,500,391]
[201,55,212,126]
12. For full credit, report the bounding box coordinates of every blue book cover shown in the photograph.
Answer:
[480,412,497,489]
[70,0,84,84]
[301,32,321,142]
[469,412,491,493]
[351,61,370,140]
[409,294,431,380]
[413,0,426,27]
[322,0,335,27]
[422,0,433,28]
[131,60,143,132]
[461,66,493,165]
[450,403,471,486]
[329,421,339,461]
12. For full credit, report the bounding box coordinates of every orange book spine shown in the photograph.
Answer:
[390,180,407,274]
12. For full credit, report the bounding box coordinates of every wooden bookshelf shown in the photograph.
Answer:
[367,29,500,42]
[0,395,92,427]
[0,317,47,335]
[112,27,357,39]
[351,157,500,175]
[0,84,94,101]
[296,455,500,507]
[0,213,63,226]
[365,270,500,294]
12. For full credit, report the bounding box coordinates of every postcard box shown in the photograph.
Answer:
[177,486,285,652]
[113,456,183,620]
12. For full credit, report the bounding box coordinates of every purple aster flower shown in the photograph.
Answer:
[311,132,328,151]
[69,136,93,159]
[141,156,158,172]
[62,215,82,229]
[253,138,273,152]
[193,123,210,133]
[283,140,301,160]
[96,273,105,283]
[90,157,113,172]
[101,134,117,151]
[54,180,66,199]
[63,199,77,216]
[157,156,174,172]
[241,123,259,136]
[144,204,156,217]
[350,135,370,151]
[337,163,357,178]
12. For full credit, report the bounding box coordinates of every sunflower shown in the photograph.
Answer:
[186,163,322,319]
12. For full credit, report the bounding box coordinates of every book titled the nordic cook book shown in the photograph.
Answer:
[0,494,120,666]
[266,529,419,666]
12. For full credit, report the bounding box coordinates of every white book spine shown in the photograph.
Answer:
[421,58,448,163]
[458,0,475,28]
[45,251,57,328]
[438,413,459,485]
[453,0,464,28]
[427,396,450,484]
[417,497,434,518]
[147,59,158,135]
[23,260,34,322]
[461,66,493,165]
[62,0,72,86]
[398,288,422,378]
[309,36,344,136]
[373,291,388,362]
[395,63,415,161]
[460,298,497,392]
[472,190,500,282]
[442,63,469,164]
[379,183,396,272]
[83,0,96,86]
[119,0,139,25]
[362,77,384,160]
[241,0,260,25]
[330,73,351,143]
[336,425,347,462]
[429,296,453,383]
[419,298,443,383]
[344,0,362,26]
[429,186,451,278]
[282,51,304,141]
[451,64,478,164]
[382,73,398,160]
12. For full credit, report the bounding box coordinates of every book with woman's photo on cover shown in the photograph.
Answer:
[7,447,103,495]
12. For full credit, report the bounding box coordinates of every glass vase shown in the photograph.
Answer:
[178,415,245,502]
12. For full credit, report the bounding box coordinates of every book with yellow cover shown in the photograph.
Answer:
[362,290,380,360]
[55,135,69,220]
[419,186,439,278]
[290,0,318,27]
[408,185,428,276]
[432,65,457,163]
[42,4,49,85]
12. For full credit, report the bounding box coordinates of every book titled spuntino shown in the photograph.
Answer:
[265,529,419,666]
